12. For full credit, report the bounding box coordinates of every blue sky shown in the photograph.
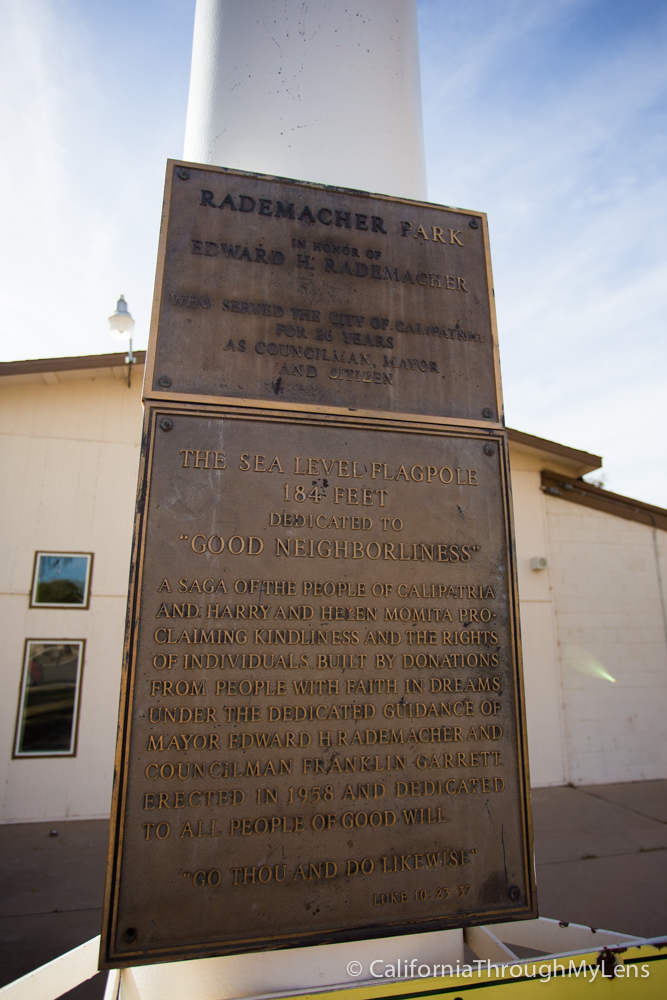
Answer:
[1,0,665,506]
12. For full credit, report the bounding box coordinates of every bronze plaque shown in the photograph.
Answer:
[101,406,534,966]
[143,163,501,423]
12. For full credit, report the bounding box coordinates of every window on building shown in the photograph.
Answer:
[30,553,93,608]
[14,641,85,757]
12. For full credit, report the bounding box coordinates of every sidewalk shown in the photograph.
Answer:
[1,781,666,997]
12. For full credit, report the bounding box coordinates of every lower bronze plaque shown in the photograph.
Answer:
[101,407,535,966]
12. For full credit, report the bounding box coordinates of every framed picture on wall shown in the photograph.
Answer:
[13,640,85,757]
[30,552,93,609]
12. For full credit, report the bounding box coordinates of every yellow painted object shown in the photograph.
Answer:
[297,944,667,999]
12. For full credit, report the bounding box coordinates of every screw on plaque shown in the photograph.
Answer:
[123,927,138,943]
[160,418,173,432]
[469,218,479,229]
[482,408,493,419]
[177,168,190,180]
[484,444,495,456]
[158,375,172,388]
[508,885,521,901]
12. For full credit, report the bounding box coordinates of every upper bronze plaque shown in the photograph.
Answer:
[144,163,501,422]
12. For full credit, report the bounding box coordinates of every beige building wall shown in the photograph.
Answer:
[508,451,566,789]
[1,360,664,821]
[546,496,667,785]
[0,364,143,822]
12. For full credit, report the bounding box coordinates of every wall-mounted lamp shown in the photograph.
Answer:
[108,295,136,387]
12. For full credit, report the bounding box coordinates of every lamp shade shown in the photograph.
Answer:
[108,295,135,340]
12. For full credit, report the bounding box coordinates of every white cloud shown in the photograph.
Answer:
[418,0,667,504]
[0,0,191,360]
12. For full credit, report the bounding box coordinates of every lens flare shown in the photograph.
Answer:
[563,645,616,683]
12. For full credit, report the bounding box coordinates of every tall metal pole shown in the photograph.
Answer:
[183,0,427,199]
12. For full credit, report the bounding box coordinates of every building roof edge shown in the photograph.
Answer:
[0,351,147,376]
[541,471,667,531]
[507,427,601,476]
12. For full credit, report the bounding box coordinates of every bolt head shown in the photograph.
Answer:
[158,375,172,388]
[484,444,495,456]
[482,407,493,419]
[160,418,173,432]
[469,218,479,229]
[508,885,521,901]
[177,168,190,180]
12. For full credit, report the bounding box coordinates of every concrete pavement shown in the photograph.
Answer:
[1,780,666,997]
[531,780,667,939]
